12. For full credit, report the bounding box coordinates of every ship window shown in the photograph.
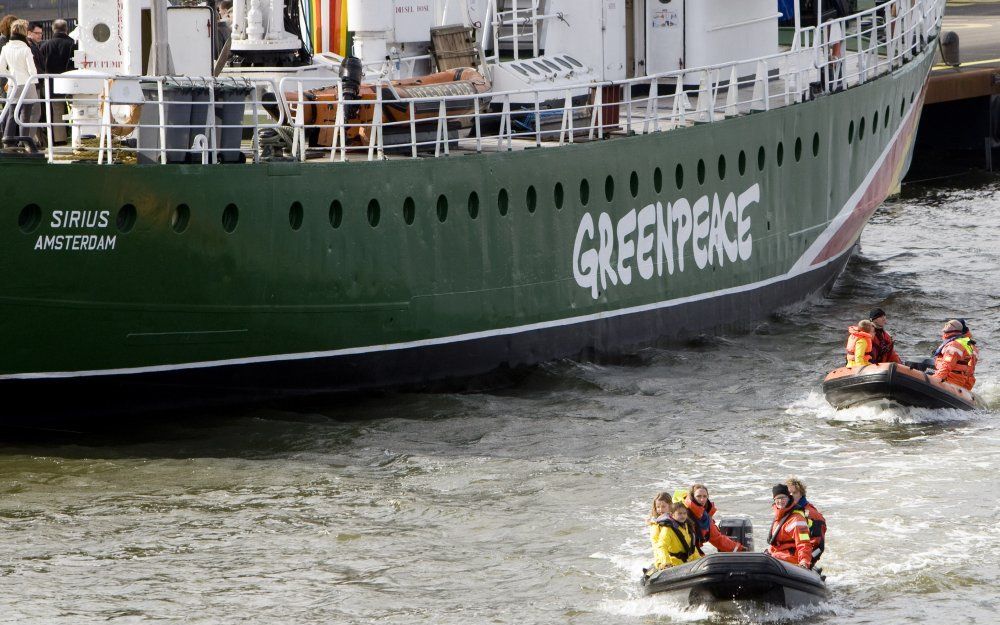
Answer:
[900,98,905,118]
[848,120,855,144]
[757,146,765,171]
[580,179,590,205]
[738,150,746,175]
[794,138,802,162]
[18,204,41,233]
[512,64,529,77]
[556,57,573,70]
[367,199,381,227]
[533,61,550,73]
[468,192,479,219]
[117,204,137,233]
[812,133,820,157]
[884,106,890,128]
[289,201,303,231]
[653,167,663,193]
[554,182,564,209]
[697,159,706,184]
[172,204,190,233]
[92,23,111,43]
[605,175,614,202]
[499,188,509,215]
[675,163,684,189]
[330,200,343,228]
[403,197,415,225]
[541,60,560,72]
[859,117,866,141]
[910,91,915,104]
[222,203,238,233]
[522,63,539,75]
[527,186,537,213]
[630,171,639,198]
[717,155,726,180]
[437,195,448,222]
[565,55,584,68]
[776,142,784,166]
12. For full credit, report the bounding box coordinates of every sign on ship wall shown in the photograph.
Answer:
[572,184,760,299]
[33,211,117,251]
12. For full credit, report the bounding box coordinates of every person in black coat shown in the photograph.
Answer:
[38,20,76,145]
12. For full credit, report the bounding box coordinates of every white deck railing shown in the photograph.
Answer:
[0,0,942,166]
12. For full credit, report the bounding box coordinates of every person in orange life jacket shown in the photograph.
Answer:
[785,477,827,565]
[868,308,902,364]
[647,492,674,571]
[652,502,702,569]
[932,319,979,391]
[845,319,875,367]
[682,484,746,553]
[765,484,813,569]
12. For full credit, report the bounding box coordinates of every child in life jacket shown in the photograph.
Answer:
[845,319,875,367]
[647,492,673,572]
[652,502,703,569]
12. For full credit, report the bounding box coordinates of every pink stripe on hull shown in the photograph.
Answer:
[810,84,927,266]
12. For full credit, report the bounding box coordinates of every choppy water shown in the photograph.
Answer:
[1,176,998,624]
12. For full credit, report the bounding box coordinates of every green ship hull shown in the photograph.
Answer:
[0,44,934,416]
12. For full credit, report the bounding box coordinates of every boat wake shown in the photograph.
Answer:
[786,390,987,424]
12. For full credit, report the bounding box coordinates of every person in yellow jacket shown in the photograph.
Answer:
[647,492,673,570]
[845,319,875,367]
[651,502,703,569]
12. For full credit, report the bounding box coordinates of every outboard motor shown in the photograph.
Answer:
[718,516,753,552]
[339,56,364,120]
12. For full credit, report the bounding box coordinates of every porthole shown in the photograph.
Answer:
[18,204,41,233]
[222,203,238,233]
[675,163,684,189]
[794,137,802,162]
[367,199,381,227]
[900,98,905,118]
[884,106,890,128]
[776,142,784,166]
[579,179,590,205]
[288,201,303,231]
[859,117,866,141]
[92,23,111,43]
[403,197,415,225]
[467,192,479,219]
[172,204,190,233]
[498,189,509,216]
[605,175,614,202]
[812,133,820,157]
[526,186,537,213]
[115,204,137,233]
[554,182,564,209]
[329,200,343,228]
[630,171,639,198]
[436,195,448,223]
[718,155,726,180]
[873,111,879,132]
[910,91,915,104]
[738,151,746,176]
[697,159,706,184]
[757,146,765,171]
[848,120,855,144]
[653,167,663,193]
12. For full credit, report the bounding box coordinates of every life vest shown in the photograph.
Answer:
[871,328,897,364]
[661,518,697,562]
[767,508,814,568]
[795,499,827,562]
[845,326,873,367]
[933,334,978,389]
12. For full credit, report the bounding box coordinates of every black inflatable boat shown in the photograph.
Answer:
[640,517,828,608]
[822,362,984,411]
[641,552,828,608]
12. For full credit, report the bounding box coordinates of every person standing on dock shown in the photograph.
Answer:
[868,308,903,364]
[932,319,979,390]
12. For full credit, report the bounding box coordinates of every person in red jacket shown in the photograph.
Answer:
[765,484,813,569]
[932,319,979,390]
[786,477,827,565]
[868,308,903,364]
[682,484,746,553]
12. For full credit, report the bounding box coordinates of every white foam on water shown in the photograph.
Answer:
[785,390,983,424]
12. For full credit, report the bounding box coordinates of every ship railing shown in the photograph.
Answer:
[483,0,554,63]
[10,75,284,164]
[0,73,16,131]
